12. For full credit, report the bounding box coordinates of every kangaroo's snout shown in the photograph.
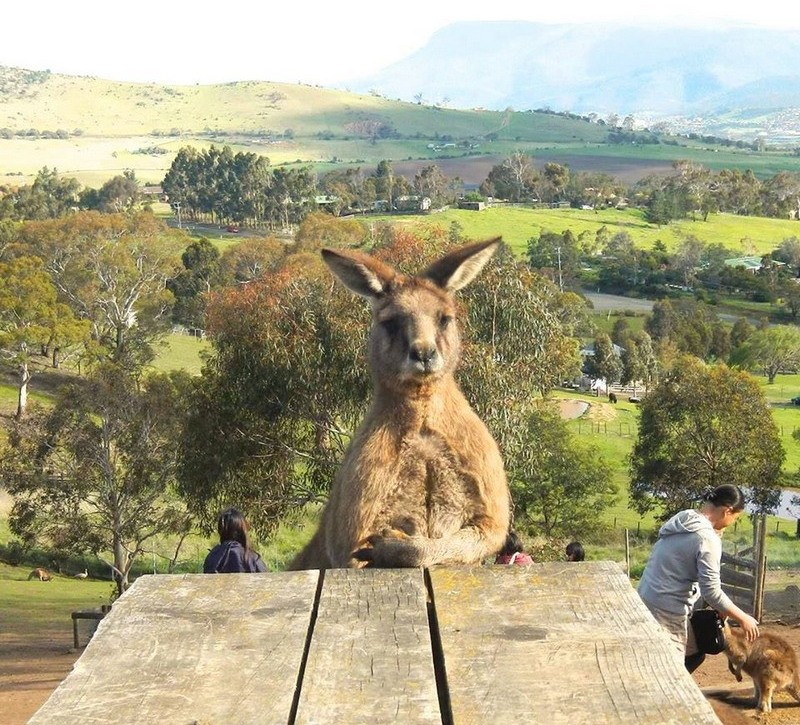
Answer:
[409,343,440,372]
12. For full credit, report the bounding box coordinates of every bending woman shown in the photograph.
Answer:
[638,484,759,672]
[203,507,267,573]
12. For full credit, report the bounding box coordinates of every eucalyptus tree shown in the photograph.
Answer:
[630,357,783,518]
[0,256,88,417]
[14,211,183,368]
[730,325,800,383]
[1,365,194,596]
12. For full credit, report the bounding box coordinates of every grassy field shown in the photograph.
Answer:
[372,206,800,256]
[150,333,211,375]
[4,67,800,190]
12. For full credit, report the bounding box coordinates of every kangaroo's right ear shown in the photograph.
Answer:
[321,248,396,299]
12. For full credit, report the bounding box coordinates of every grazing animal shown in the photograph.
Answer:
[723,619,800,713]
[27,567,51,581]
[608,392,618,404]
[74,568,88,580]
[290,239,511,569]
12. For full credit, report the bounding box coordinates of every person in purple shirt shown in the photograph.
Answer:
[203,507,267,573]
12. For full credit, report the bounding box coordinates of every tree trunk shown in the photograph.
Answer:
[16,362,31,419]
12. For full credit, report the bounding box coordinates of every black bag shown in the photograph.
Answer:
[690,608,726,655]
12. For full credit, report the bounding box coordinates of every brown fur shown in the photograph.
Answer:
[723,619,800,713]
[27,567,51,581]
[290,239,511,569]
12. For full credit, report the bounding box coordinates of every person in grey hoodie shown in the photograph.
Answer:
[638,484,759,672]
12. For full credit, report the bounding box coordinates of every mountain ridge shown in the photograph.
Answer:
[348,21,800,137]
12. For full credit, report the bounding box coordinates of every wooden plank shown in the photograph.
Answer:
[430,562,720,724]
[721,552,755,570]
[294,568,441,724]
[29,571,320,724]
[720,565,756,589]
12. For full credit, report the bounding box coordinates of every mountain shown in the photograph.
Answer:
[349,21,800,135]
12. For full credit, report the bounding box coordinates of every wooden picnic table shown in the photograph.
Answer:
[30,562,720,724]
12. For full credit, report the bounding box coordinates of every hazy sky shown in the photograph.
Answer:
[3,0,798,87]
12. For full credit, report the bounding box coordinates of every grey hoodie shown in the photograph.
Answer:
[638,509,735,616]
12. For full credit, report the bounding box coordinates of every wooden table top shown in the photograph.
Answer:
[29,562,720,724]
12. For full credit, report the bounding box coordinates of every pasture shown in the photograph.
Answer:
[4,68,800,194]
[371,206,800,256]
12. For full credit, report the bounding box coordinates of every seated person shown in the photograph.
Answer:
[204,507,267,573]
[566,541,585,562]
[495,530,533,565]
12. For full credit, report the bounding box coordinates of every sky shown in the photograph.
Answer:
[3,0,800,88]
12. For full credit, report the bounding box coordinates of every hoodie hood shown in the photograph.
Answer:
[658,509,714,538]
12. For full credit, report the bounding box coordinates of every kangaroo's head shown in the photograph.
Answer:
[321,239,500,391]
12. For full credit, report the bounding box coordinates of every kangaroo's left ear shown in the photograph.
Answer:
[423,238,501,291]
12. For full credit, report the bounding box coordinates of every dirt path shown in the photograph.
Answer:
[0,628,80,724]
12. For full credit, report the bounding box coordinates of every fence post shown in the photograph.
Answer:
[625,529,630,578]
[753,514,767,621]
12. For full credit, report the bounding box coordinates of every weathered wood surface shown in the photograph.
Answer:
[29,571,319,725]
[32,563,720,724]
[430,562,720,724]
[294,568,441,724]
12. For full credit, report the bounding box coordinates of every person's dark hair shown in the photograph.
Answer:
[703,485,746,512]
[566,541,585,562]
[499,530,525,557]
[217,508,250,549]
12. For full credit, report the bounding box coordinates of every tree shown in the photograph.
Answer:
[219,236,285,285]
[93,169,142,213]
[178,250,371,533]
[630,357,783,518]
[730,325,800,383]
[1,365,194,596]
[773,237,800,275]
[480,152,538,202]
[542,162,570,202]
[413,164,453,208]
[2,167,81,221]
[585,333,621,388]
[526,230,581,290]
[729,316,755,350]
[506,406,616,537]
[14,212,182,368]
[620,330,657,396]
[168,238,223,328]
[0,256,88,417]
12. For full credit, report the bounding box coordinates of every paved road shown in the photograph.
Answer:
[583,291,655,314]
[582,290,757,325]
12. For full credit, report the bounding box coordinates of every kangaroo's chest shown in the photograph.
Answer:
[375,430,477,537]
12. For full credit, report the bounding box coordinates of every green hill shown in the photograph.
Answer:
[373,206,800,256]
[3,65,800,189]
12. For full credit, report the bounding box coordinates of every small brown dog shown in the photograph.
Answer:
[723,619,800,713]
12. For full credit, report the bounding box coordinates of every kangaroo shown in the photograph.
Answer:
[723,619,800,713]
[27,567,51,581]
[290,239,511,569]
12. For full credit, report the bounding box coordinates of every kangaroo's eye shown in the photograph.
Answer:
[438,314,453,329]
[380,317,401,337]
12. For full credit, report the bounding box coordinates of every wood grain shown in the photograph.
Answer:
[293,567,441,724]
[28,572,319,724]
[429,562,721,724]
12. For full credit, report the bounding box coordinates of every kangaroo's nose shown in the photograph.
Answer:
[410,344,437,365]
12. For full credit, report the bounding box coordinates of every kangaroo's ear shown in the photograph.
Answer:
[321,248,396,299]
[423,238,501,291]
